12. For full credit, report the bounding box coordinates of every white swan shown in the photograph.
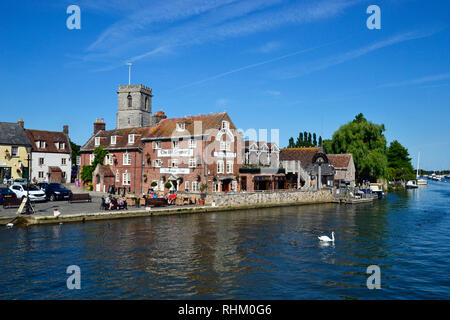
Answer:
[318,231,335,242]
[53,209,61,218]
[6,223,13,228]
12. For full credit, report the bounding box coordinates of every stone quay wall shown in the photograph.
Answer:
[205,188,335,207]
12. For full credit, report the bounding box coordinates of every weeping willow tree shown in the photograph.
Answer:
[330,113,388,182]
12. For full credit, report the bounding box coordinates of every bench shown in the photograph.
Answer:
[69,193,92,203]
[3,197,22,209]
[145,198,168,207]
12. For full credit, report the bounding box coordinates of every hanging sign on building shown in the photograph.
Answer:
[160,168,190,174]
[158,149,193,157]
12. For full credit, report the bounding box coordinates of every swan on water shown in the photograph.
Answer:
[318,231,335,242]
[6,223,13,228]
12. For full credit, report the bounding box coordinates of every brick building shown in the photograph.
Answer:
[80,84,244,194]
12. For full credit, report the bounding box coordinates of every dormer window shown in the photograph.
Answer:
[176,122,185,131]
[95,137,101,146]
[222,121,229,130]
[60,143,65,150]
[35,141,46,149]
[111,136,117,145]
[128,134,135,144]
[172,140,179,149]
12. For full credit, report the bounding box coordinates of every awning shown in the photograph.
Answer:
[219,176,234,181]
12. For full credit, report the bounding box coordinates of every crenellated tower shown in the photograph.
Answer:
[116,84,153,129]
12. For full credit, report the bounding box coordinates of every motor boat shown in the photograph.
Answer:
[406,180,418,189]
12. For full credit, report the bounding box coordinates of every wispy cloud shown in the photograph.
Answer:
[380,72,450,88]
[266,90,281,96]
[172,40,339,90]
[80,0,361,68]
[281,29,440,79]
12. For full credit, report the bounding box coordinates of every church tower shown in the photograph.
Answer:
[116,84,153,129]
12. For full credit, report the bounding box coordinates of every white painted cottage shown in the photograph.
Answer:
[24,125,72,183]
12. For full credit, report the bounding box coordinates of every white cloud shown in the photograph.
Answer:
[80,0,361,68]
[380,72,450,88]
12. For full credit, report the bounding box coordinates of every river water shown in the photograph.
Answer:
[0,180,449,299]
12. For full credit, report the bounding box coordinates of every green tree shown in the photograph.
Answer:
[318,136,323,147]
[80,146,109,183]
[307,132,312,144]
[387,140,415,181]
[313,133,317,147]
[330,113,388,182]
[70,140,81,165]
[287,137,295,148]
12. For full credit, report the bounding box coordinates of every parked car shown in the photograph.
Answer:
[39,183,73,201]
[0,187,17,204]
[9,184,46,202]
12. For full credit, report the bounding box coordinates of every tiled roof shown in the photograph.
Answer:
[327,154,352,168]
[279,147,321,163]
[144,112,234,140]
[25,129,71,154]
[81,126,150,151]
[0,122,32,146]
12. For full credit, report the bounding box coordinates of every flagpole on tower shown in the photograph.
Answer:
[127,62,132,85]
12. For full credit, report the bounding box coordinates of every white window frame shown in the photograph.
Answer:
[11,146,18,157]
[153,141,161,149]
[189,158,196,168]
[171,159,178,168]
[172,140,179,149]
[192,181,199,192]
[95,137,100,146]
[122,172,131,185]
[222,121,229,130]
[41,141,46,148]
[217,160,224,174]
[232,180,237,191]
[61,158,67,166]
[38,171,44,178]
[60,143,65,150]
[188,138,196,148]
[128,134,135,144]
[153,159,162,167]
[220,141,230,151]
[89,154,95,165]
[115,170,120,183]
[111,136,117,145]
[185,181,190,191]
[39,157,44,165]
[123,153,131,165]
[226,160,233,174]
[105,154,113,165]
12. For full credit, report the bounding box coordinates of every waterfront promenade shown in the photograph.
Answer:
[0,189,336,226]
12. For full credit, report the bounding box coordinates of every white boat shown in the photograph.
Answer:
[416,151,427,185]
[417,179,427,186]
[406,180,418,189]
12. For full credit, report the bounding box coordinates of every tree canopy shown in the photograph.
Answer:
[330,113,388,182]
[287,131,322,148]
[387,140,415,181]
[80,146,109,183]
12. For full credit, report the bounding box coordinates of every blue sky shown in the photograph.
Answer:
[1,0,449,170]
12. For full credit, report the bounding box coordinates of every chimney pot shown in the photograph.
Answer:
[18,118,24,128]
[63,125,69,135]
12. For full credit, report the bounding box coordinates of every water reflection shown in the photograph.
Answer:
[0,181,449,299]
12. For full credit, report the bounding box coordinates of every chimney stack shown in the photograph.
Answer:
[18,118,24,128]
[63,125,69,135]
[153,110,167,125]
[93,118,106,135]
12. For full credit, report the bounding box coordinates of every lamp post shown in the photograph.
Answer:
[24,146,32,215]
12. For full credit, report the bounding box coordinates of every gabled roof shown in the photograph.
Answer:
[327,154,352,168]
[0,122,32,147]
[81,126,149,152]
[25,129,71,154]
[143,112,234,140]
[244,140,279,151]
